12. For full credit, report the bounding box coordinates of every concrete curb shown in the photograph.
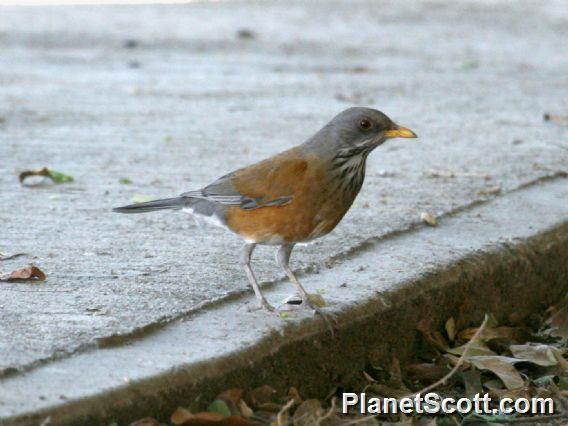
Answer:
[2,177,568,426]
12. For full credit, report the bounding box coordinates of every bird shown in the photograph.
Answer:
[113,107,417,317]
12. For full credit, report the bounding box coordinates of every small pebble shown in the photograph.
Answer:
[420,212,438,227]
[123,39,139,49]
[236,28,256,39]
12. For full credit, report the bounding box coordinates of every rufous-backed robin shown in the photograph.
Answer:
[114,107,417,316]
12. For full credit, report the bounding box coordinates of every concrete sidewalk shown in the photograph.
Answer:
[0,0,567,423]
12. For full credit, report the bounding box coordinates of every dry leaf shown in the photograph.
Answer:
[217,389,243,415]
[293,399,324,426]
[1,265,46,282]
[544,113,568,126]
[180,414,255,426]
[287,386,302,404]
[468,356,524,389]
[249,385,277,406]
[406,363,449,383]
[544,298,568,340]
[172,407,193,425]
[458,325,520,343]
[477,186,501,196]
[462,367,483,399]
[483,378,505,390]
[308,293,327,308]
[207,400,231,417]
[237,399,253,418]
[447,340,496,357]
[417,318,448,351]
[218,389,243,404]
[19,167,74,185]
[510,344,559,367]
[420,212,438,227]
[130,418,160,426]
[446,317,456,342]
[488,387,531,401]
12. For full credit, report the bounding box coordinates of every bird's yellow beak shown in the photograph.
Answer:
[385,124,418,139]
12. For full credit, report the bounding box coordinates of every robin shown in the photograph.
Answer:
[114,107,417,316]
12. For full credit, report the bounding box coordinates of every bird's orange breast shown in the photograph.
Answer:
[225,151,353,244]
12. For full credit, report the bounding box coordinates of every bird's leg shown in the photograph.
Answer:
[241,243,275,312]
[277,244,335,332]
[276,244,313,306]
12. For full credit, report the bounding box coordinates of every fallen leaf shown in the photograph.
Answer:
[308,293,327,308]
[186,413,224,422]
[389,356,406,389]
[406,363,449,383]
[488,386,531,402]
[367,383,409,398]
[482,378,505,390]
[462,367,483,399]
[19,167,74,185]
[129,418,160,426]
[544,298,568,340]
[534,375,568,391]
[287,386,302,404]
[447,340,496,357]
[293,399,324,426]
[180,414,255,426]
[468,356,524,389]
[543,113,568,126]
[216,389,243,416]
[477,186,501,196]
[417,317,448,351]
[461,413,517,425]
[237,399,253,418]
[172,407,194,425]
[249,385,277,406]
[120,178,133,184]
[446,317,457,342]
[207,400,231,417]
[420,212,438,227]
[1,265,46,282]
[510,344,559,367]
[458,325,521,343]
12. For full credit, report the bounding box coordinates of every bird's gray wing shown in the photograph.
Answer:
[181,173,292,210]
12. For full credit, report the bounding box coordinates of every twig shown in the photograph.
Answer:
[316,397,337,425]
[0,252,27,261]
[404,314,490,398]
[276,398,295,426]
[343,314,490,425]
[39,417,51,426]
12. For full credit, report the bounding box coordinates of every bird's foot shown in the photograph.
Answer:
[300,296,337,336]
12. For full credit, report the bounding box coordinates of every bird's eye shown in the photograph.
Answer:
[358,119,373,131]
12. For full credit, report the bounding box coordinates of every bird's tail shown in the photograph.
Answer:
[112,197,187,214]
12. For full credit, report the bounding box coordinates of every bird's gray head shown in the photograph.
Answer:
[309,107,417,158]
